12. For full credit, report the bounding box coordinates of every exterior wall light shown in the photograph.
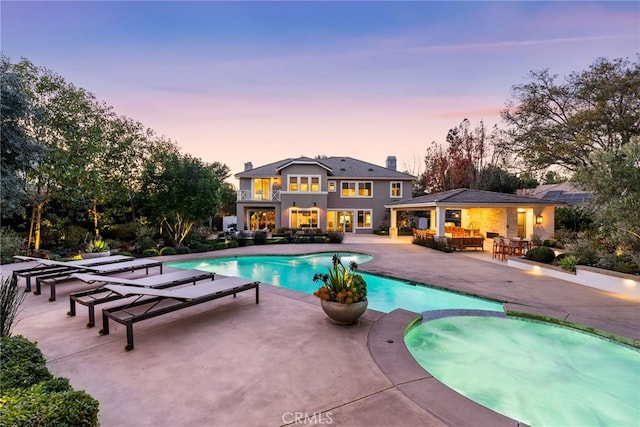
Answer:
[535,215,543,225]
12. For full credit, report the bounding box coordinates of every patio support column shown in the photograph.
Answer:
[389,208,398,238]
[435,205,446,237]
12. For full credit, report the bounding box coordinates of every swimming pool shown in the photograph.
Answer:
[405,310,640,426]
[168,252,503,314]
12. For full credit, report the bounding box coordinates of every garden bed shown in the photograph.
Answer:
[507,258,640,299]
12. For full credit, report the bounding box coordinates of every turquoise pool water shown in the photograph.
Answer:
[168,252,503,313]
[405,313,640,426]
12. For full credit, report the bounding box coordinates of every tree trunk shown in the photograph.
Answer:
[33,202,44,250]
[91,198,99,236]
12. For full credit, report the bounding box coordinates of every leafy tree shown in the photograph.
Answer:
[0,55,44,219]
[499,56,640,173]
[421,120,491,193]
[554,206,594,233]
[139,149,222,247]
[575,138,640,250]
[476,165,521,194]
[11,59,109,250]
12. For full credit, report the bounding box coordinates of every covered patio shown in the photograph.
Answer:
[385,189,566,250]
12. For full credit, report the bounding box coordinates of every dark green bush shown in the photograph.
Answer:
[0,228,25,264]
[102,222,139,241]
[1,383,100,427]
[525,246,556,264]
[0,336,52,392]
[176,246,191,254]
[141,248,160,257]
[571,241,601,266]
[189,241,213,253]
[253,231,267,245]
[412,238,452,253]
[596,253,640,275]
[159,246,177,256]
[0,335,100,426]
[326,231,344,243]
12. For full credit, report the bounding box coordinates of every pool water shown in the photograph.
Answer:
[168,252,503,314]
[405,314,640,426]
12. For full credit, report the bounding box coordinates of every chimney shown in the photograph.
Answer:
[386,156,397,171]
[244,162,253,171]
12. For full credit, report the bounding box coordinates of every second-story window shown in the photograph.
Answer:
[341,181,372,197]
[390,181,402,198]
[288,175,321,192]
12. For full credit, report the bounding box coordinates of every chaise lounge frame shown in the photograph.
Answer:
[12,255,133,292]
[99,277,260,351]
[36,259,164,301]
[68,270,216,328]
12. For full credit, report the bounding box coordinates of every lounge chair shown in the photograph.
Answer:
[68,270,216,327]
[99,277,260,351]
[12,255,133,292]
[36,259,164,301]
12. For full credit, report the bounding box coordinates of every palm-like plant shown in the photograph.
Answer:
[313,254,367,304]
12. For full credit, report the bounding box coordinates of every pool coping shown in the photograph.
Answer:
[261,283,521,425]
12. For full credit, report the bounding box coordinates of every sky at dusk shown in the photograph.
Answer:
[2,1,638,182]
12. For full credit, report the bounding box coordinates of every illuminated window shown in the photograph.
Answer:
[328,180,336,192]
[341,181,372,198]
[356,210,372,228]
[390,182,402,197]
[288,176,298,192]
[287,175,321,192]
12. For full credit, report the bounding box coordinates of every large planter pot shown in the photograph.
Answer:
[320,299,368,325]
[82,250,111,259]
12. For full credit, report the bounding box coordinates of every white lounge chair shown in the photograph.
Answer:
[12,255,133,292]
[69,270,216,327]
[36,259,164,301]
[99,277,260,351]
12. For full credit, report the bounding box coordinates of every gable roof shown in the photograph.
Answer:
[385,188,568,209]
[235,156,415,180]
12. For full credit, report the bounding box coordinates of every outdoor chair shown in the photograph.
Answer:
[69,270,216,327]
[35,259,164,301]
[12,255,133,292]
[99,277,260,351]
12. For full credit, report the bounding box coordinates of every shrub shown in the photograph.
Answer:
[413,237,452,253]
[159,246,177,256]
[0,276,26,337]
[558,255,579,271]
[253,231,267,245]
[525,246,556,264]
[327,231,344,243]
[141,248,160,257]
[176,246,191,254]
[0,335,52,391]
[0,228,25,264]
[570,240,601,266]
[189,241,213,253]
[102,222,138,241]
[1,382,100,426]
[596,253,640,275]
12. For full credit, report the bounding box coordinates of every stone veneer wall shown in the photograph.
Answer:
[468,207,508,237]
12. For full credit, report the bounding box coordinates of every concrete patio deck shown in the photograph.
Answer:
[4,234,639,426]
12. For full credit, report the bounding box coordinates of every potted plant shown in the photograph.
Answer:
[81,236,111,259]
[313,254,368,324]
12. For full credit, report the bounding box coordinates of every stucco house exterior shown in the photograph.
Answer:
[233,156,414,233]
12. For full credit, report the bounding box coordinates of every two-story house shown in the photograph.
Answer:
[234,156,414,234]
